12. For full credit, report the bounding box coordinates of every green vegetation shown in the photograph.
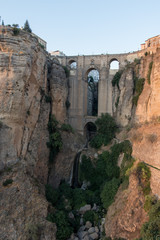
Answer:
[90,113,117,149]
[133,77,145,106]
[112,70,123,89]
[115,96,120,108]
[63,66,70,78]
[47,211,73,240]
[46,140,134,239]
[100,178,120,209]
[134,58,141,65]
[60,123,74,133]
[45,95,52,103]
[65,99,70,109]
[136,162,151,196]
[147,61,153,84]
[83,210,99,225]
[26,223,41,240]
[47,115,62,162]
[12,24,20,36]
[141,199,160,239]
[3,179,13,186]
[23,20,32,33]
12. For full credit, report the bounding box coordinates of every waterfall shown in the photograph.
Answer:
[71,151,81,188]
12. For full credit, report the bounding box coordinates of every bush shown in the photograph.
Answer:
[47,211,73,240]
[45,184,59,206]
[141,200,160,239]
[133,78,145,106]
[147,61,153,84]
[112,70,123,89]
[47,115,62,162]
[136,162,151,195]
[26,223,41,240]
[90,113,117,149]
[63,66,70,78]
[45,95,52,103]
[65,99,70,109]
[100,178,120,209]
[146,133,157,143]
[72,188,86,209]
[83,210,99,225]
[12,27,20,36]
[61,123,74,133]
[3,179,13,186]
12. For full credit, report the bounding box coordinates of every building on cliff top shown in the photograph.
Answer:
[141,35,160,50]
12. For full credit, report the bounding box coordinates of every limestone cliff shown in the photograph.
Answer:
[0,26,68,239]
[105,48,160,239]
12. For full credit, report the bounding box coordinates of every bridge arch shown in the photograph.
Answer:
[109,58,120,70]
[68,59,77,69]
[85,67,100,116]
[84,121,97,141]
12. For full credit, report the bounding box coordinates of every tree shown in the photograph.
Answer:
[23,20,32,33]
[2,20,4,26]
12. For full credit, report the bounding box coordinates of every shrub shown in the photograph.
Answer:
[112,70,123,89]
[90,113,117,149]
[147,61,153,84]
[134,58,141,65]
[61,123,74,133]
[47,211,73,240]
[65,99,70,109]
[136,162,151,195]
[3,179,13,186]
[141,200,160,239]
[72,188,86,209]
[47,115,62,162]
[100,178,120,209]
[63,66,70,78]
[83,210,99,225]
[133,78,145,106]
[45,95,52,103]
[45,184,59,206]
[146,133,157,143]
[144,195,157,212]
[115,96,120,108]
[26,223,41,240]
[12,24,20,36]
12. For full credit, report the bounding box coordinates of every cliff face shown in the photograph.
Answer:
[105,49,160,239]
[105,172,148,240]
[0,27,68,239]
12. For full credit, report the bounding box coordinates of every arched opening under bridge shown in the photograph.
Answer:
[87,69,99,116]
[84,122,97,142]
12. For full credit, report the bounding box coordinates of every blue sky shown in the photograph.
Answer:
[1,0,160,55]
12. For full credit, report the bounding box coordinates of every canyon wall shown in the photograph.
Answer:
[0,26,68,240]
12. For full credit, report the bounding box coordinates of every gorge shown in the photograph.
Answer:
[0,25,160,240]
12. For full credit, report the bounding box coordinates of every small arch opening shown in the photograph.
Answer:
[84,122,97,142]
[87,69,99,116]
[68,60,77,69]
[110,59,119,70]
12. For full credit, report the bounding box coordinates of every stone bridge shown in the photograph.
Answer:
[57,52,139,134]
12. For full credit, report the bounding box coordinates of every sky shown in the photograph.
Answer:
[1,0,160,56]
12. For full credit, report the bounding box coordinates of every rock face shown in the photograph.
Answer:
[0,26,67,239]
[48,131,84,188]
[49,57,68,123]
[105,172,148,240]
[112,68,134,126]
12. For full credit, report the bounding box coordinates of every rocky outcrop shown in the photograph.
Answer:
[49,57,68,123]
[0,26,67,239]
[105,171,148,240]
[112,68,134,126]
[49,131,84,188]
